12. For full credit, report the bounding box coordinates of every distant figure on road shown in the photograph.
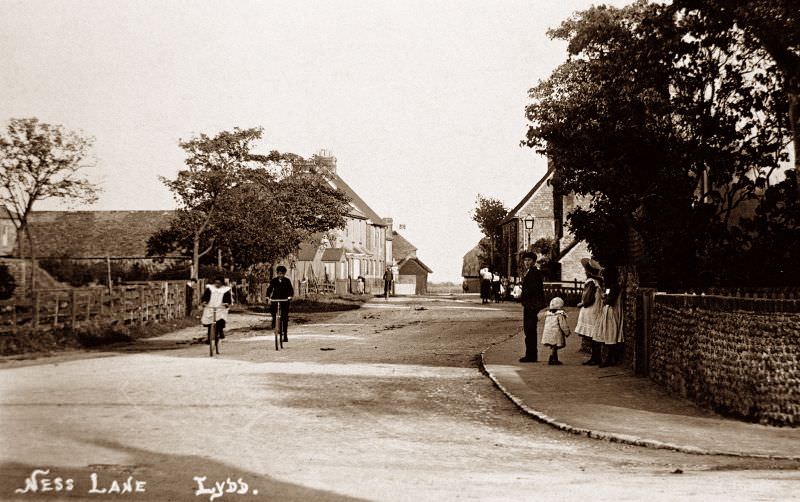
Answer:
[491,271,501,303]
[383,266,393,299]
[519,252,545,363]
[268,265,294,341]
[479,267,492,304]
[357,275,365,295]
[201,277,231,340]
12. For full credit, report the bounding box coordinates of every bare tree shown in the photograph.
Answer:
[0,118,99,293]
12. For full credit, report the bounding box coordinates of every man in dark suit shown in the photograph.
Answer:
[519,251,545,362]
[268,265,294,341]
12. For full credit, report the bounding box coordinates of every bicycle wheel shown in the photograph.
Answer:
[274,308,280,351]
[208,323,214,357]
[278,304,284,349]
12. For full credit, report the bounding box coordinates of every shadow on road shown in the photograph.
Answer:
[1,439,366,501]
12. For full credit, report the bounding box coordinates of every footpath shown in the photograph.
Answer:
[481,310,800,460]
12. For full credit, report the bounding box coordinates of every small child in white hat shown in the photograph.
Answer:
[541,297,571,365]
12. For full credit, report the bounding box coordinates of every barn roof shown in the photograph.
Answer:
[19,210,179,258]
[398,256,433,274]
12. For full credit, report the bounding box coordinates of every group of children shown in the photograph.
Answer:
[535,257,624,367]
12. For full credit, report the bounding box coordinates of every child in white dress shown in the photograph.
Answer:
[541,297,572,365]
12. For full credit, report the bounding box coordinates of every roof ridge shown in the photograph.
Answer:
[499,167,554,225]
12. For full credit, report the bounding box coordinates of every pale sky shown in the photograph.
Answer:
[1,0,632,282]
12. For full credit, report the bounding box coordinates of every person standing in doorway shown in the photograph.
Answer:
[383,266,393,300]
[519,251,545,363]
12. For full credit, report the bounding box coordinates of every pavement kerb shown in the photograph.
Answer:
[478,344,800,461]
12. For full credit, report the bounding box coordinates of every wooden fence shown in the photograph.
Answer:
[543,281,582,306]
[0,281,193,335]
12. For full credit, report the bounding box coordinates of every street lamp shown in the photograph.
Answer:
[524,215,535,250]
[522,215,534,251]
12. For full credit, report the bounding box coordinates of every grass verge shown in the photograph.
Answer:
[0,317,199,357]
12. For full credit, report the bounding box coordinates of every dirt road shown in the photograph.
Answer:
[1,296,798,501]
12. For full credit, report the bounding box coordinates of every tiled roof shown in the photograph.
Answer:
[19,210,179,258]
[327,172,386,226]
[296,241,319,261]
[391,231,417,260]
[398,256,433,274]
[321,247,346,262]
[462,243,482,277]
[499,167,554,225]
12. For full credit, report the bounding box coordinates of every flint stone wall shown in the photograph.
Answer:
[650,294,800,426]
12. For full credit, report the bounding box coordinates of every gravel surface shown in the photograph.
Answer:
[1,295,798,501]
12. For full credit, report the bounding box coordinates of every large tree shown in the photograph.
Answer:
[471,195,507,270]
[524,1,788,288]
[675,0,800,188]
[211,153,351,271]
[0,118,99,293]
[158,127,264,280]
[149,145,350,275]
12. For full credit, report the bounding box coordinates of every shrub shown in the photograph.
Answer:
[0,264,15,299]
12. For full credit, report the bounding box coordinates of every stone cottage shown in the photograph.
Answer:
[498,167,591,281]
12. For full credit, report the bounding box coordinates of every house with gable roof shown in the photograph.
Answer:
[291,152,393,294]
[497,166,591,282]
[391,230,432,295]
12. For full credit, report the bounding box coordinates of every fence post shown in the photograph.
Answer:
[53,293,60,328]
[99,290,105,317]
[33,291,40,328]
[86,291,91,321]
[70,289,77,329]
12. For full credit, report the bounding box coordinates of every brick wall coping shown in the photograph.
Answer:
[655,293,800,313]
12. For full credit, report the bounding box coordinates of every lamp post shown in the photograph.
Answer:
[524,215,535,250]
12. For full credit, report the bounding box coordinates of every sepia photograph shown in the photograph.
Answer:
[1,1,798,500]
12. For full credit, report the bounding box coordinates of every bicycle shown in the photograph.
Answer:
[270,299,289,350]
[203,306,226,357]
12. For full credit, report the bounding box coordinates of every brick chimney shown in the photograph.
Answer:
[383,217,394,233]
[317,149,337,175]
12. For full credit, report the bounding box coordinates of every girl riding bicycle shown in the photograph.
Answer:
[201,276,231,340]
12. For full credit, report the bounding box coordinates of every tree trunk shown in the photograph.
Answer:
[788,87,800,194]
[23,224,36,295]
[192,233,200,282]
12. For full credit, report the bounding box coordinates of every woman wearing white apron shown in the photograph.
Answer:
[201,277,231,340]
[574,258,603,365]
[595,267,624,367]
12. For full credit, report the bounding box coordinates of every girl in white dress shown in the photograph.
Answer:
[541,297,572,365]
[574,258,603,365]
[201,277,231,339]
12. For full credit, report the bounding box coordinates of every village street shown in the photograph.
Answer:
[1,296,798,501]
